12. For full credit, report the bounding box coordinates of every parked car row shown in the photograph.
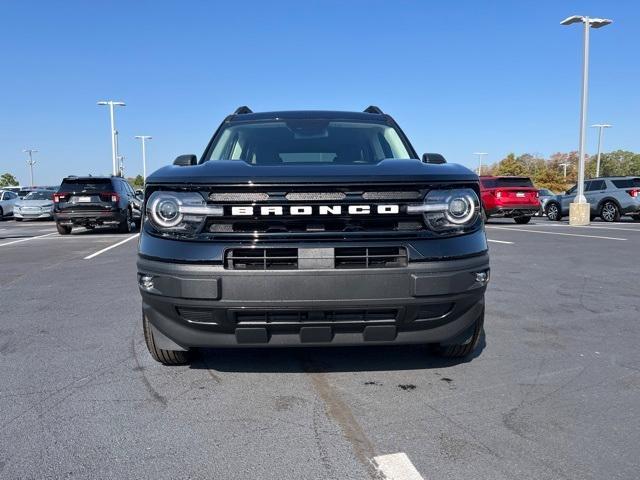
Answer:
[478,175,640,224]
[0,177,144,233]
[545,177,640,222]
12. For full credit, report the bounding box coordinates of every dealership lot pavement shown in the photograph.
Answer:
[1,218,639,480]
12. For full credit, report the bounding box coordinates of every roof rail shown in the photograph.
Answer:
[364,105,383,114]
[234,106,253,114]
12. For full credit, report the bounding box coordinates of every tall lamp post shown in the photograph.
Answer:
[23,148,38,187]
[473,152,488,176]
[559,162,571,180]
[591,123,612,178]
[97,100,126,176]
[134,136,152,183]
[560,15,612,225]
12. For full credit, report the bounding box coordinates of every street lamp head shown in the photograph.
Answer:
[560,15,584,26]
[589,18,613,29]
[560,15,613,28]
[473,152,488,156]
[591,124,612,128]
[97,100,126,106]
[135,135,152,140]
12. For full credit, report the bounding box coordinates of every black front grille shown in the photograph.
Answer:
[203,184,429,239]
[234,309,399,326]
[334,247,407,269]
[225,248,298,270]
[225,247,407,270]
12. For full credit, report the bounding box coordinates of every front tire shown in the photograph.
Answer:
[142,313,190,365]
[434,307,484,358]
[600,201,620,222]
[15,217,23,222]
[546,202,562,221]
[56,223,72,235]
[514,216,531,224]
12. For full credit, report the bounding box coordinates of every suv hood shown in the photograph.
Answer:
[146,159,478,185]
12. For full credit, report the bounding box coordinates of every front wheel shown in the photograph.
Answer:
[56,223,72,235]
[600,201,620,222]
[514,216,531,224]
[434,307,484,358]
[142,313,190,365]
[15,217,23,222]
[546,202,562,221]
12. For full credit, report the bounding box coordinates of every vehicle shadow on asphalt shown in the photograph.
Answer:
[190,333,486,373]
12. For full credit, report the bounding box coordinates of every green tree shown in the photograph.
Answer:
[0,173,19,187]
[494,153,527,176]
[133,175,144,188]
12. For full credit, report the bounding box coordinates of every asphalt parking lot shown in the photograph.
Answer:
[1,217,639,480]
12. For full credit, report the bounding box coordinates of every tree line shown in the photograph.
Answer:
[482,150,640,192]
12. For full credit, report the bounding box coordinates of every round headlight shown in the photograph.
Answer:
[149,195,183,228]
[446,193,476,225]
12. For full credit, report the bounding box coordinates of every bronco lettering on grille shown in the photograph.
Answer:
[230,205,400,216]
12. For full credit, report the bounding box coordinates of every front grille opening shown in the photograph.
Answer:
[234,309,398,325]
[415,304,453,321]
[334,247,408,269]
[176,307,218,324]
[225,248,298,270]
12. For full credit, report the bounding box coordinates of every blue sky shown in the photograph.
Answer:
[1,0,638,185]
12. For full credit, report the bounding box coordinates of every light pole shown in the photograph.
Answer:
[117,155,125,177]
[134,136,152,183]
[560,15,612,225]
[591,123,612,178]
[473,152,488,176]
[23,149,38,187]
[559,162,570,180]
[97,100,126,176]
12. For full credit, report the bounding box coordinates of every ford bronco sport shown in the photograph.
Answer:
[137,107,490,365]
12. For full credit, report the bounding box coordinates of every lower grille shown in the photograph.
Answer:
[334,247,407,269]
[225,247,407,270]
[234,309,399,326]
[225,248,298,270]
[176,307,218,324]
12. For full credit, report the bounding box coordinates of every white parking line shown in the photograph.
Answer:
[532,223,640,233]
[487,226,626,241]
[487,239,514,245]
[0,232,57,247]
[83,233,139,259]
[373,453,424,480]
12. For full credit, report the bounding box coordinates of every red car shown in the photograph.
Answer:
[479,176,540,224]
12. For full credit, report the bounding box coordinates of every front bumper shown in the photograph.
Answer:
[14,210,53,219]
[54,210,125,225]
[138,253,489,349]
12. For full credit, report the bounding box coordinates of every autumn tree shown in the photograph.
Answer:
[0,173,19,187]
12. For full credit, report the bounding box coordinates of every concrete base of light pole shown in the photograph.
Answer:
[569,202,590,226]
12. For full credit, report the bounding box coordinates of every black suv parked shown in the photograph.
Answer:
[53,176,142,234]
[137,107,490,365]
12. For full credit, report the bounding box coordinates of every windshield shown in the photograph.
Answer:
[24,191,54,201]
[204,120,413,165]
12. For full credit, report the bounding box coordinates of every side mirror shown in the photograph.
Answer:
[173,154,197,166]
[422,153,447,164]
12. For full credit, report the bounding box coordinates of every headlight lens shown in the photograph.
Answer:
[146,191,223,232]
[407,188,480,232]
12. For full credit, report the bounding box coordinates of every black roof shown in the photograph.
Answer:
[226,110,389,123]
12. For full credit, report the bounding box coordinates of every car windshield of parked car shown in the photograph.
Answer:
[205,120,412,165]
[24,191,53,201]
[58,179,112,192]
[538,189,552,196]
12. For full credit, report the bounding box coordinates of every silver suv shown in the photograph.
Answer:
[545,177,640,222]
